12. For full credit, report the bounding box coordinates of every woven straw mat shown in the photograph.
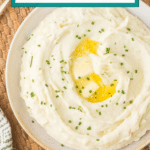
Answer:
[0,0,150,150]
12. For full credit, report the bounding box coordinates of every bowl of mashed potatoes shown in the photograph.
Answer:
[6,2,150,150]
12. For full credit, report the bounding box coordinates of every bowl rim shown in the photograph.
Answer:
[5,7,52,150]
[5,4,150,150]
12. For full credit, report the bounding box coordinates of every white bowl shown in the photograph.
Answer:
[6,2,150,150]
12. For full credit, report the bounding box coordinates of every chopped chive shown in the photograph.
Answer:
[125,49,128,52]
[101,28,105,32]
[38,45,41,47]
[75,126,78,130]
[45,84,48,87]
[32,79,34,82]
[89,90,92,93]
[82,87,84,89]
[110,84,114,86]
[87,29,91,32]
[91,21,95,25]
[62,78,65,81]
[30,92,35,97]
[120,62,124,66]
[87,126,91,130]
[78,76,81,79]
[78,122,82,125]
[76,85,78,89]
[27,37,31,41]
[68,120,72,123]
[124,107,126,109]
[116,103,118,105]
[130,78,133,80]
[84,34,86,37]
[55,90,60,93]
[61,144,64,147]
[129,100,133,104]
[63,86,67,89]
[114,54,117,56]
[122,54,125,57]
[46,60,50,65]
[135,70,138,73]
[127,71,130,74]
[60,60,64,63]
[127,28,131,31]
[86,77,90,80]
[121,90,125,94]
[105,47,110,55]
[79,90,82,93]
[56,95,59,98]
[77,24,79,27]
[30,56,33,67]
[32,120,34,123]
[96,139,100,141]
[50,104,52,107]
[132,38,134,41]
[99,112,101,115]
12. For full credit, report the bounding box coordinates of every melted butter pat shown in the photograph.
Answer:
[69,38,117,103]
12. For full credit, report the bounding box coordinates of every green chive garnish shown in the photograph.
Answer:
[87,126,91,130]
[89,90,92,93]
[68,120,72,123]
[127,28,131,31]
[30,92,35,97]
[30,56,33,67]
[91,21,95,25]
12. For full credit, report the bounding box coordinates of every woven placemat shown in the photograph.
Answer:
[0,1,150,150]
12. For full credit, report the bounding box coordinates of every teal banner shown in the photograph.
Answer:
[12,0,139,7]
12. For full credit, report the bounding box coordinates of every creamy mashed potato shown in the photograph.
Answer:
[20,8,150,150]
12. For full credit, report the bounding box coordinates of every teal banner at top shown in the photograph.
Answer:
[12,0,139,7]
